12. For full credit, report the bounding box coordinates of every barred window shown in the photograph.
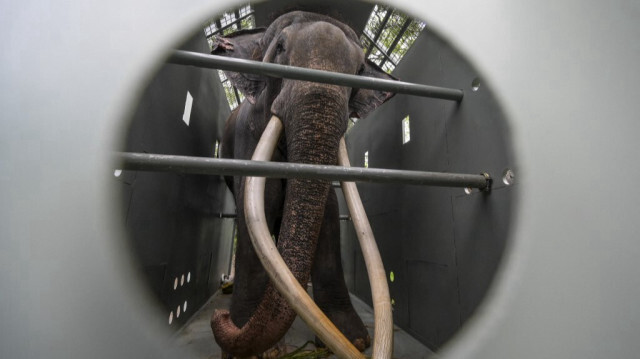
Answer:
[204,4,425,110]
[203,3,255,110]
[360,5,426,74]
[347,6,425,134]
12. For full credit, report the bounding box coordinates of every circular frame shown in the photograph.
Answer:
[4,0,640,358]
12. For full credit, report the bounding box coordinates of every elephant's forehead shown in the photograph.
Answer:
[284,27,363,72]
[285,22,350,44]
[263,11,360,45]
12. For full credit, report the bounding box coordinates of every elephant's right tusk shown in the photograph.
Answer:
[338,138,394,359]
[244,116,365,359]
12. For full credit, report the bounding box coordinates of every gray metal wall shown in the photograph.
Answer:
[339,25,515,350]
[118,33,235,328]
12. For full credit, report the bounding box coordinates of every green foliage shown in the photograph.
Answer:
[204,4,255,110]
[278,341,331,359]
[220,75,239,109]
[361,5,426,73]
[240,15,255,30]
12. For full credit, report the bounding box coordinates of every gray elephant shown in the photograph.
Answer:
[210,11,396,357]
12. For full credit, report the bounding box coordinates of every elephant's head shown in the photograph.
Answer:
[210,11,395,356]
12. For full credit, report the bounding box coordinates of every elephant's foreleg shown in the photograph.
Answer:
[229,198,268,328]
[229,177,284,328]
[311,189,371,351]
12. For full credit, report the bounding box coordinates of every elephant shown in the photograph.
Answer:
[210,11,396,357]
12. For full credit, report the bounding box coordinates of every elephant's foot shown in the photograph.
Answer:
[314,309,371,352]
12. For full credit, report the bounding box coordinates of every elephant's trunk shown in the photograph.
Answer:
[212,89,356,357]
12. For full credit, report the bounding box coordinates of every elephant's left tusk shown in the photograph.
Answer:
[244,116,365,359]
[338,138,394,359]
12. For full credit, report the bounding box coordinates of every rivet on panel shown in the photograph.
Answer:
[471,77,481,91]
[502,169,515,185]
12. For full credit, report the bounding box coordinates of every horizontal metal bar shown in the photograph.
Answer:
[213,213,351,221]
[114,152,489,189]
[167,50,463,101]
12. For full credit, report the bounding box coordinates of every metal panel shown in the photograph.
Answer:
[119,32,235,328]
[406,260,460,348]
[453,187,514,322]
[341,22,516,350]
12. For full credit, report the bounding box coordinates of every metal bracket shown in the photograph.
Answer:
[481,172,493,193]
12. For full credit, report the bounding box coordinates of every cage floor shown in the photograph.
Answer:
[174,290,434,358]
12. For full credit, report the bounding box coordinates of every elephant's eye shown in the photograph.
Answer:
[357,64,365,75]
[275,41,285,55]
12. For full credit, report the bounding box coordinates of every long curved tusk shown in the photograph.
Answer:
[338,138,394,359]
[244,116,365,359]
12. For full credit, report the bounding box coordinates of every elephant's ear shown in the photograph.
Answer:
[211,28,267,104]
[349,60,398,119]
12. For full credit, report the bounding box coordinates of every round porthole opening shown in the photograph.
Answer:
[113,1,517,355]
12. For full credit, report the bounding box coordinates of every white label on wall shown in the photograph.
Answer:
[183,91,194,126]
[402,115,411,144]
